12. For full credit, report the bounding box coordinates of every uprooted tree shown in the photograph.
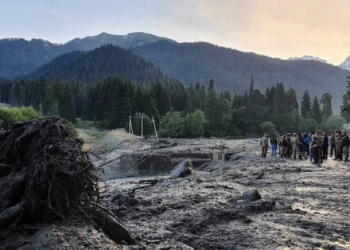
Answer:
[0,117,133,243]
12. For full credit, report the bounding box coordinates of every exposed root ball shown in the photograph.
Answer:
[0,117,99,229]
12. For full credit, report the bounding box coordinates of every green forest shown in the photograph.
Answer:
[1,75,349,137]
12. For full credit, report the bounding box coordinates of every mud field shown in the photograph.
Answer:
[2,138,350,249]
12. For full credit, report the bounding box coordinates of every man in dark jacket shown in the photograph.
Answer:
[270,134,277,157]
[330,133,335,157]
[341,131,350,162]
[281,135,288,158]
[322,132,329,159]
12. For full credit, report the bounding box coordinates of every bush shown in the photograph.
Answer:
[159,111,185,138]
[298,118,320,132]
[184,110,206,138]
[325,114,346,132]
[0,106,41,130]
[259,121,279,137]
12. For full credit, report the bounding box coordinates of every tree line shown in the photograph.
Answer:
[0,76,348,137]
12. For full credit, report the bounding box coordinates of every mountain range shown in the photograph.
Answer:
[26,44,169,86]
[0,32,174,79]
[1,32,350,109]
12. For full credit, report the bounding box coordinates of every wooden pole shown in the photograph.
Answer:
[141,113,144,138]
[152,117,158,141]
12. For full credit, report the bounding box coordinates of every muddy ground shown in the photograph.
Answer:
[2,138,350,249]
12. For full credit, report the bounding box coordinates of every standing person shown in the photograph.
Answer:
[278,135,283,156]
[298,133,304,159]
[286,134,292,158]
[291,133,300,160]
[301,133,309,159]
[335,131,342,160]
[311,131,321,164]
[281,135,288,158]
[309,132,314,163]
[330,133,335,158]
[270,134,278,157]
[341,131,350,162]
[319,133,324,163]
[322,132,329,160]
[260,133,269,158]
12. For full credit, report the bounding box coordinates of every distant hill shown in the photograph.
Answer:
[133,41,349,109]
[339,56,350,71]
[288,55,327,64]
[0,32,175,78]
[26,44,169,86]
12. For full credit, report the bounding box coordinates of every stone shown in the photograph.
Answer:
[242,190,262,202]
[170,159,194,178]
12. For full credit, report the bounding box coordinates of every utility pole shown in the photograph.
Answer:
[129,116,134,135]
[152,117,158,141]
[141,113,144,138]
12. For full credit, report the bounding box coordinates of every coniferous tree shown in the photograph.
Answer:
[311,96,322,124]
[320,93,333,121]
[151,81,171,115]
[341,75,350,123]
[301,91,312,118]
[54,81,76,123]
[341,94,350,122]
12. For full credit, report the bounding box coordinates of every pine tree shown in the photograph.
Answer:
[301,91,311,118]
[311,96,322,124]
[320,93,333,121]
[341,94,350,122]
[286,87,298,110]
[56,81,76,123]
[151,82,171,115]
[249,75,255,95]
[341,75,350,122]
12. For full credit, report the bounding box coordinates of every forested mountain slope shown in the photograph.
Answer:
[26,45,169,85]
[0,32,174,78]
[134,41,349,108]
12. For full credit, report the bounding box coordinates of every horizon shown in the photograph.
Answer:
[1,0,350,65]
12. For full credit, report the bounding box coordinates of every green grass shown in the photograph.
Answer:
[86,131,108,140]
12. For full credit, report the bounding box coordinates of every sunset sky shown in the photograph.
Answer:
[1,0,349,65]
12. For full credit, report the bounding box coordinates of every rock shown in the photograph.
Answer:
[155,241,195,249]
[170,159,194,178]
[242,190,262,202]
[256,172,264,179]
[197,161,225,172]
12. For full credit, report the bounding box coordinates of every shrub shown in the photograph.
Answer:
[184,110,206,138]
[0,106,41,130]
[159,111,185,138]
[325,114,346,132]
[259,121,279,137]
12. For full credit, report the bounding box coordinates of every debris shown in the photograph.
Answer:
[0,117,132,244]
[170,159,194,178]
[151,139,178,149]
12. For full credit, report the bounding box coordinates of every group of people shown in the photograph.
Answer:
[260,130,350,164]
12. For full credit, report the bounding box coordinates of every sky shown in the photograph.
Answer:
[0,0,350,65]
